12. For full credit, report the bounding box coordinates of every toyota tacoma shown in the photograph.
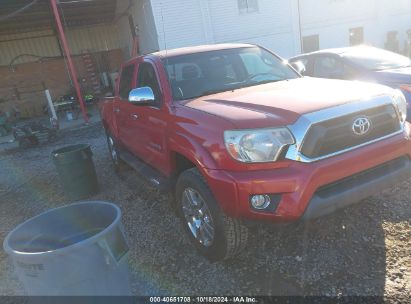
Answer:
[101,44,411,261]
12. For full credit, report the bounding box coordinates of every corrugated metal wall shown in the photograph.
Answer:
[0,24,121,66]
[66,25,121,54]
[151,0,299,57]
[0,30,60,66]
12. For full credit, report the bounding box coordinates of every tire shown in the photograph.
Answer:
[106,132,127,172]
[176,168,249,261]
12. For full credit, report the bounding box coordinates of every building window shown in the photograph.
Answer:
[349,27,364,46]
[238,0,259,14]
[302,35,320,53]
[385,31,400,53]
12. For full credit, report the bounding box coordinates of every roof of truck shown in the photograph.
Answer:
[150,43,256,59]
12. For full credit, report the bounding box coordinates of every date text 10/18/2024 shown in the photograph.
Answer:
[149,297,258,303]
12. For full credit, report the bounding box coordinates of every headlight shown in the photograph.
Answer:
[224,128,295,163]
[399,84,411,93]
[392,90,407,123]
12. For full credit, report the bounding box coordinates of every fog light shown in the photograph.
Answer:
[251,195,271,210]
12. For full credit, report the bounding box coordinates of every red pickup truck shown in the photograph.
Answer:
[101,44,411,261]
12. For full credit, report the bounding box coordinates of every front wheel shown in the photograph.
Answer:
[176,168,249,261]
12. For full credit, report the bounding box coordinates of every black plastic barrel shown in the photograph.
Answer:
[52,144,99,201]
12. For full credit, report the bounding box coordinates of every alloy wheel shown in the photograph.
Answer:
[181,188,215,247]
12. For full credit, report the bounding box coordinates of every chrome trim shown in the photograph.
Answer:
[285,95,404,163]
[352,116,372,136]
[129,87,155,104]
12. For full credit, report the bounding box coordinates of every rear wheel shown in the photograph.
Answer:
[106,132,127,172]
[176,168,249,261]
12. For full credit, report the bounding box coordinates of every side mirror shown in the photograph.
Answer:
[129,87,155,105]
[290,61,306,75]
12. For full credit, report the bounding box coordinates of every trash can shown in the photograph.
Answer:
[0,114,8,137]
[3,201,131,296]
[52,144,99,201]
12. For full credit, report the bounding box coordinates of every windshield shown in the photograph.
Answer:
[163,47,299,100]
[343,47,411,71]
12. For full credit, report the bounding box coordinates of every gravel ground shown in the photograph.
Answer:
[0,123,410,300]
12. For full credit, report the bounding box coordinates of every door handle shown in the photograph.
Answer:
[131,114,139,120]
[114,108,120,113]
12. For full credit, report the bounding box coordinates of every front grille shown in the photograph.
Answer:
[300,105,401,159]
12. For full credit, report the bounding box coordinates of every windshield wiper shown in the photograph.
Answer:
[200,84,246,97]
[198,80,284,98]
[237,79,284,89]
[251,79,282,86]
[200,89,230,96]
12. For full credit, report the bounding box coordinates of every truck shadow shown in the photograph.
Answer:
[232,202,388,296]
[227,181,409,296]
[110,165,409,296]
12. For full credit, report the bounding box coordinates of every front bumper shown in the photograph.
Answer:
[301,156,411,220]
[203,131,411,222]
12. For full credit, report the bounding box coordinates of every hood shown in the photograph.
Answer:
[182,77,391,129]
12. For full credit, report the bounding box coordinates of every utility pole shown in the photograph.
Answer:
[50,0,89,124]
[297,0,303,53]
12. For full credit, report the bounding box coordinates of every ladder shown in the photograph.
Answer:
[81,52,101,95]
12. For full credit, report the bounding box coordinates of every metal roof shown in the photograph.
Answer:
[0,0,118,36]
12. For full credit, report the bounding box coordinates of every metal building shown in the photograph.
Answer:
[1,0,411,121]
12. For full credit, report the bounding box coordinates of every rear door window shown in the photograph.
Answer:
[313,56,344,78]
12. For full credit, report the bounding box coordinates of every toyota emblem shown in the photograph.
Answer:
[352,117,372,136]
